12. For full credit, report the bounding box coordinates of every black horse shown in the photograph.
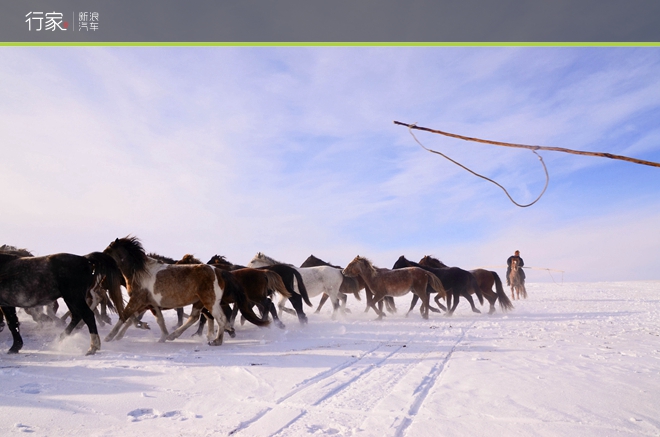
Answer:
[0,251,125,355]
[392,256,484,316]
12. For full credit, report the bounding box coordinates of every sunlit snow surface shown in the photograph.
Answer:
[1,282,659,436]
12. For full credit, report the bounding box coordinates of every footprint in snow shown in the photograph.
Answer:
[14,423,35,433]
[128,408,201,422]
[19,383,43,394]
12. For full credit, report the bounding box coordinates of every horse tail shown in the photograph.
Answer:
[265,271,291,299]
[425,272,447,299]
[470,273,484,305]
[492,271,514,312]
[86,252,126,321]
[219,270,270,327]
[292,269,313,307]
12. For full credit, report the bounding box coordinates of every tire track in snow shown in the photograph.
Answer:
[392,321,475,437]
[228,341,397,436]
[230,320,476,437]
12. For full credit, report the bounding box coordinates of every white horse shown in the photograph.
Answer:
[247,253,346,317]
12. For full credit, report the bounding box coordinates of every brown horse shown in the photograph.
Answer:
[103,237,267,346]
[176,255,291,334]
[342,256,446,320]
[419,256,514,314]
[509,258,528,300]
[300,255,397,316]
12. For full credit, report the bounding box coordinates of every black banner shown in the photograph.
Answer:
[3,0,660,43]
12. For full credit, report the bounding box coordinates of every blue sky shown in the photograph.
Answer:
[1,47,659,282]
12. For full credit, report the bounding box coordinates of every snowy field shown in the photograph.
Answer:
[1,281,659,437]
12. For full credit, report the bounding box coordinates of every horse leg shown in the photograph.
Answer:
[192,308,210,337]
[278,295,297,316]
[133,309,150,330]
[385,296,397,314]
[226,303,237,338]
[173,307,185,330]
[433,294,448,313]
[315,293,329,314]
[340,293,351,314]
[106,294,146,342]
[330,295,341,320]
[370,294,387,320]
[207,301,229,347]
[167,305,203,341]
[1,307,23,354]
[414,289,431,320]
[446,292,453,315]
[288,293,308,325]
[447,291,461,316]
[407,294,419,316]
[364,288,374,313]
[266,298,286,329]
[148,306,170,343]
[462,292,481,314]
[60,299,101,355]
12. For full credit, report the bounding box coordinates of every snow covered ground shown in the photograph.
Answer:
[1,281,659,437]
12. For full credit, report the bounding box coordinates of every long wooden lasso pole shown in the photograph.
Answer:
[394,121,660,168]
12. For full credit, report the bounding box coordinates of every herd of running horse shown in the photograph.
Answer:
[0,236,526,356]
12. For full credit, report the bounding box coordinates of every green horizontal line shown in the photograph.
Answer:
[1,42,659,47]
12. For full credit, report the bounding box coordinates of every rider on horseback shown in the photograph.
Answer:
[506,250,526,286]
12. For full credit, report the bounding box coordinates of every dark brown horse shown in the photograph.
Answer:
[419,256,513,314]
[207,254,312,325]
[104,237,268,346]
[342,256,446,320]
[509,257,528,300]
[393,256,484,316]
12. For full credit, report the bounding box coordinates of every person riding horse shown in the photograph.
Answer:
[506,250,526,286]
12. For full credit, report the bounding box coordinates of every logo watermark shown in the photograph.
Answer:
[25,11,100,31]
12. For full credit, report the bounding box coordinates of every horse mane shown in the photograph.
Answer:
[254,252,292,267]
[208,254,231,265]
[147,252,177,264]
[177,254,202,265]
[0,244,34,257]
[354,255,378,274]
[422,255,448,268]
[105,236,149,279]
[304,254,342,269]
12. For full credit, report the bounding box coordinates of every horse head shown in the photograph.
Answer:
[343,256,375,277]
[0,245,34,257]
[104,236,148,280]
[419,255,447,269]
[248,252,284,268]
[177,254,202,265]
[392,255,416,269]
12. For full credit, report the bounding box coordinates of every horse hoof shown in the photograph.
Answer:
[276,322,286,329]
[227,330,236,338]
[473,309,482,314]
[85,348,98,356]
[8,348,20,354]
[208,339,223,346]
